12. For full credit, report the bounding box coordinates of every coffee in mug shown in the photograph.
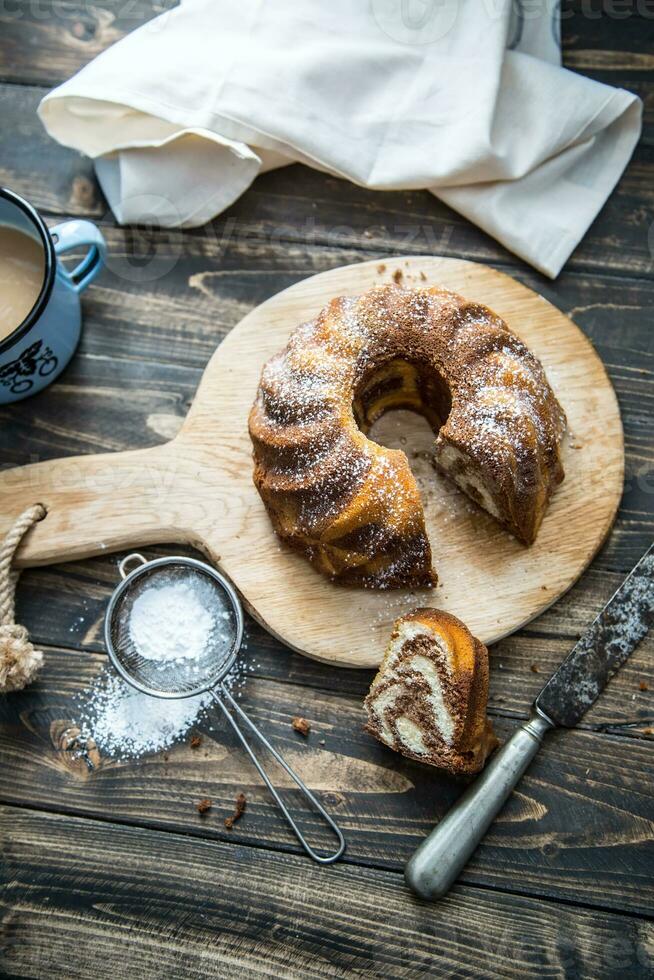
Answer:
[0,187,106,403]
[0,225,45,341]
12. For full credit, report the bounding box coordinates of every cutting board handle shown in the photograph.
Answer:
[0,440,196,566]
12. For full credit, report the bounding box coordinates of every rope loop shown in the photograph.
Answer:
[0,504,46,693]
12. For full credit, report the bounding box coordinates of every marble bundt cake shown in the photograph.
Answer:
[249,284,566,588]
[364,608,498,774]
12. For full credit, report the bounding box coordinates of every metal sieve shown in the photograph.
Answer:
[105,553,345,864]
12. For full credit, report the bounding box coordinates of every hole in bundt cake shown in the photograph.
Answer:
[352,357,452,437]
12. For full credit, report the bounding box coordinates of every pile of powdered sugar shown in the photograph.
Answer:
[127,575,227,663]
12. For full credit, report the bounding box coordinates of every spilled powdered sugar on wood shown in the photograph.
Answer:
[72,566,257,760]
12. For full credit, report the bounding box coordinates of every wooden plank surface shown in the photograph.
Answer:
[1,2,653,975]
[1,645,652,915]
[2,806,653,980]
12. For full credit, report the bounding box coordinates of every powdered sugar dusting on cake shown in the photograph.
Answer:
[249,284,566,586]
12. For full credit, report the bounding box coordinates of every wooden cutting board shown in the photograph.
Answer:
[0,256,623,668]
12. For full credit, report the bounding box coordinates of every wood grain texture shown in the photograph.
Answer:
[1,644,652,914]
[0,256,624,665]
[2,806,653,980]
[0,4,652,967]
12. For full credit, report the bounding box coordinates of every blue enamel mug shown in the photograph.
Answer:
[0,187,106,403]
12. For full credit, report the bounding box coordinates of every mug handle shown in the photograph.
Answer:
[50,219,107,293]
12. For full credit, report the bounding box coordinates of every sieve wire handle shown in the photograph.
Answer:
[211,686,346,864]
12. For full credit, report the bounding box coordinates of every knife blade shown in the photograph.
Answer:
[405,542,654,902]
[537,542,654,727]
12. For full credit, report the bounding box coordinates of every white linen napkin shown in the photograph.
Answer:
[39,0,642,277]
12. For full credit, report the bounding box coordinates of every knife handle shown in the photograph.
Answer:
[405,707,554,901]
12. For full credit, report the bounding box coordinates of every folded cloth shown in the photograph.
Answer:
[39,0,641,277]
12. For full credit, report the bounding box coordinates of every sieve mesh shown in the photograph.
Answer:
[105,559,242,698]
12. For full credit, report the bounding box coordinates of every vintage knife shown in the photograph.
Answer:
[405,542,654,901]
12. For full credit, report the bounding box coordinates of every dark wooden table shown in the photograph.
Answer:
[1,4,653,977]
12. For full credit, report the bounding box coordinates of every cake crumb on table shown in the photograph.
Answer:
[292,716,311,736]
[190,734,202,748]
[531,663,540,673]
[224,792,247,829]
[197,797,212,814]
[639,680,649,691]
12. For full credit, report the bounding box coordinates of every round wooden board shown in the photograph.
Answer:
[202,256,623,667]
[3,255,623,669]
